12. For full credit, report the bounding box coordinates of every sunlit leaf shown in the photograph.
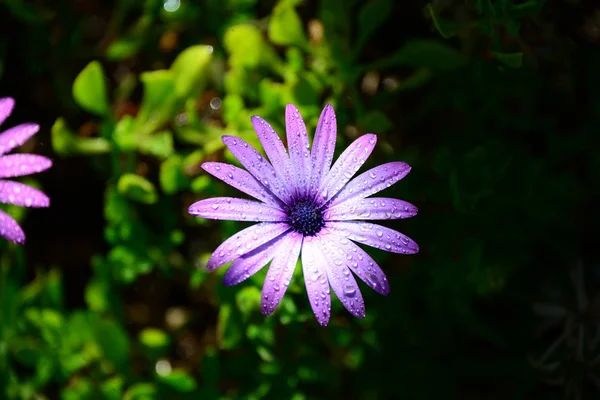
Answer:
[72,61,110,116]
[117,174,158,204]
[170,45,213,99]
[268,0,308,48]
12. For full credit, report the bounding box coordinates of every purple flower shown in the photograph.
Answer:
[0,97,52,244]
[189,104,419,325]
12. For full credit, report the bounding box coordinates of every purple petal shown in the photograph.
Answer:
[0,97,15,127]
[285,104,312,197]
[188,197,286,222]
[317,134,377,206]
[321,230,390,295]
[222,135,292,204]
[328,162,411,208]
[0,123,40,156]
[251,116,295,190]
[324,197,418,221]
[202,162,281,207]
[223,233,288,286]
[0,180,50,208]
[317,233,365,318]
[206,222,290,271]
[0,209,25,244]
[0,154,52,178]
[301,235,331,326]
[261,232,302,316]
[327,221,419,255]
[310,104,337,192]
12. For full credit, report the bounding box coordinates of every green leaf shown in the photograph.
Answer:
[84,279,109,312]
[217,303,243,349]
[372,39,466,71]
[160,155,190,195]
[170,45,213,99]
[138,130,174,159]
[268,0,308,48]
[117,174,158,204]
[94,319,130,368]
[113,115,137,151]
[492,51,523,68]
[123,383,157,400]
[139,328,170,349]
[106,38,142,61]
[101,376,124,400]
[235,286,261,318]
[224,25,266,68]
[356,0,392,50]
[72,61,110,116]
[136,70,177,134]
[51,118,111,156]
[157,370,197,392]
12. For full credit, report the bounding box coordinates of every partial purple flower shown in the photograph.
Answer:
[0,97,52,244]
[189,104,419,325]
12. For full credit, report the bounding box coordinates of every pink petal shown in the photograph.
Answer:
[324,197,418,221]
[0,154,52,178]
[223,233,289,286]
[285,104,312,197]
[202,162,281,207]
[251,116,295,191]
[322,230,390,295]
[222,135,293,204]
[0,180,50,208]
[261,232,302,316]
[328,162,411,208]
[310,104,337,191]
[188,197,287,222]
[301,235,331,326]
[317,134,377,206]
[318,233,365,318]
[206,222,290,271]
[0,209,25,244]
[327,221,419,255]
[0,97,15,127]
[0,123,40,156]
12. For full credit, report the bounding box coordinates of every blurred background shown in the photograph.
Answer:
[1,0,600,399]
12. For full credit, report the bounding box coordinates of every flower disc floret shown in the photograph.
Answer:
[287,199,325,237]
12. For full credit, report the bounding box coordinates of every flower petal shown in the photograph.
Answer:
[0,123,39,156]
[222,135,292,204]
[324,197,418,221]
[285,104,312,197]
[0,209,25,244]
[206,222,290,271]
[0,97,15,127]
[188,197,287,222]
[327,221,419,255]
[251,116,294,189]
[322,230,390,295]
[0,180,50,208]
[301,235,331,326]
[223,233,288,286]
[318,233,365,318]
[261,232,302,316]
[201,162,281,207]
[310,104,337,191]
[328,162,411,208]
[317,134,377,206]
[0,154,52,178]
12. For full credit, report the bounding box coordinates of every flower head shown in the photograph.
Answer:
[189,104,419,325]
[0,97,52,244]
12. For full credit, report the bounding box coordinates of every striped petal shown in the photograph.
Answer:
[301,235,331,326]
[206,222,290,271]
[202,162,281,207]
[0,180,50,208]
[223,233,288,286]
[327,221,419,255]
[324,197,418,221]
[0,123,39,156]
[0,154,52,178]
[222,135,292,204]
[0,209,25,244]
[317,134,377,206]
[328,162,411,208]
[310,104,337,192]
[0,97,15,127]
[261,232,302,316]
[251,116,294,190]
[285,104,312,197]
[188,197,286,222]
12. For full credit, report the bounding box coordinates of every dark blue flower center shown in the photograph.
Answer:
[287,199,325,237]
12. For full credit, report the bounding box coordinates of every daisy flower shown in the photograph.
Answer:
[189,104,419,325]
[0,97,52,244]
